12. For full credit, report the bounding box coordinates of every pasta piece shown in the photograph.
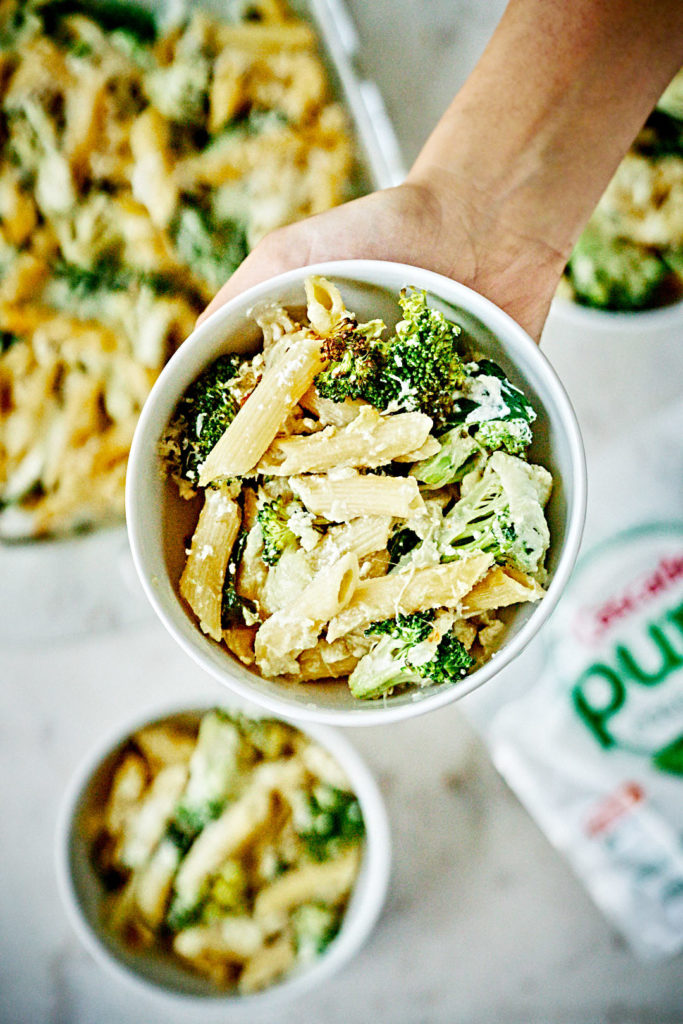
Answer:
[304,274,348,335]
[316,516,393,566]
[214,22,316,53]
[198,334,326,483]
[254,848,360,930]
[291,472,425,521]
[130,838,181,929]
[223,625,259,666]
[238,936,296,994]
[299,386,366,427]
[179,486,241,641]
[326,553,494,642]
[394,435,441,462]
[174,917,264,963]
[288,641,364,682]
[172,761,305,915]
[134,724,196,768]
[119,764,188,870]
[103,753,148,838]
[254,552,359,676]
[257,408,433,475]
[458,565,545,617]
[129,108,178,229]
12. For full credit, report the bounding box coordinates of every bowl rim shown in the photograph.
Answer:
[126,259,587,725]
[55,696,392,1012]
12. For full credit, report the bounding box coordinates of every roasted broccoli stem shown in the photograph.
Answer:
[348,610,474,699]
[166,353,242,488]
[565,225,669,311]
[256,498,298,566]
[438,451,551,576]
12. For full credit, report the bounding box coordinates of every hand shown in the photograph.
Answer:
[197,178,567,343]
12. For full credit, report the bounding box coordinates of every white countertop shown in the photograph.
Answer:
[2,3,683,1022]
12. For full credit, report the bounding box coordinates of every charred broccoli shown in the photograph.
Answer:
[314,290,468,429]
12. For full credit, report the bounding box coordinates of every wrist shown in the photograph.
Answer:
[402,165,567,340]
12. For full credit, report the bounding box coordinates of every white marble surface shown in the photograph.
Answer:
[2,3,683,1023]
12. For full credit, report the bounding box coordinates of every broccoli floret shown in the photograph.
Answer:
[257,497,300,566]
[566,225,669,311]
[314,319,387,405]
[380,289,468,429]
[54,258,131,297]
[420,631,475,686]
[349,611,474,699]
[438,451,551,575]
[200,860,248,923]
[172,206,248,292]
[474,417,533,456]
[296,784,365,862]
[292,903,341,962]
[412,426,481,488]
[314,290,468,428]
[365,609,436,644]
[167,353,242,488]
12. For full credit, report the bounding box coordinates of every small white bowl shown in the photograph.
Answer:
[56,699,391,1013]
[126,260,587,725]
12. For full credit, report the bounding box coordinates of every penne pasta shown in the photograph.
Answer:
[326,553,494,642]
[198,334,326,483]
[299,386,367,427]
[254,552,359,676]
[291,472,425,521]
[179,486,242,642]
[304,275,348,336]
[458,565,545,617]
[257,408,433,476]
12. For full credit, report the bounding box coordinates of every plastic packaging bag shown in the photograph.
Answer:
[466,398,683,960]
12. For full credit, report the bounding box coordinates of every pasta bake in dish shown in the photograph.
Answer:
[89,708,365,992]
[0,0,355,537]
[161,276,554,700]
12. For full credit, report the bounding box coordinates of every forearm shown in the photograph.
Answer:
[410,0,683,279]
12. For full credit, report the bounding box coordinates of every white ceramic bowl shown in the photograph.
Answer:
[126,260,587,725]
[56,698,391,1013]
